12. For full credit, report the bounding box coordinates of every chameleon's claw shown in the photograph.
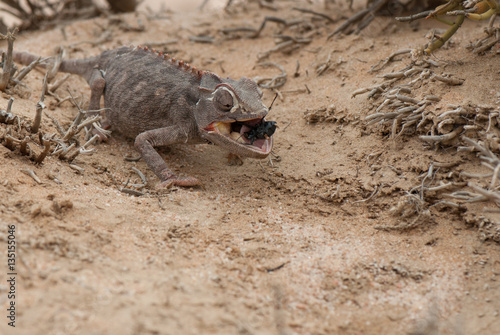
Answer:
[92,120,112,142]
[157,176,201,188]
[85,120,111,142]
[91,128,110,142]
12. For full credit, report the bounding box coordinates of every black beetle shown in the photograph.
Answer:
[244,120,277,145]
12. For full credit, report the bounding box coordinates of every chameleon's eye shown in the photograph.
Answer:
[214,89,234,112]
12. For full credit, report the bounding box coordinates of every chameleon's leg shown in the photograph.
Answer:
[88,69,105,113]
[135,127,201,188]
[87,69,110,140]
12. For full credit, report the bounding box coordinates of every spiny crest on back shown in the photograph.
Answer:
[133,44,203,78]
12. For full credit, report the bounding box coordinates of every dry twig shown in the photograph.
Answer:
[327,0,389,39]
[0,28,18,91]
[254,62,287,89]
[31,74,48,134]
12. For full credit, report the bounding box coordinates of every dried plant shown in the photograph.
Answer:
[396,0,500,54]
[0,0,137,32]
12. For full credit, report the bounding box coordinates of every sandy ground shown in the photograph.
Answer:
[1,1,500,334]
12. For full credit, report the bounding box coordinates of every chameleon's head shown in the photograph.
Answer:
[196,75,273,159]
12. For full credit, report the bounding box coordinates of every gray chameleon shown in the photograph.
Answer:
[11,46,275,187]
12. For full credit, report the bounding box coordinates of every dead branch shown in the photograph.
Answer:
[419,126,463,143]
[31,74,48,134]
[369,49,412,73]
[188,35,214,44]
[131,167,147,188]
[0,97,17,124]
[220,16,287,39]
[13,56,46,83]
[254,62,287,89]
[469,183,500,204]
[0,28,18,91]
[0,1,112,31]
[20,168,42,184]
[327,0,389,39]
[432,74,464,86]
[292,7,337,24]
[48,73,71,93]
[396,10,433,22]
[19,136,29,155]
[34,137,51,164]
[46,47,65,84]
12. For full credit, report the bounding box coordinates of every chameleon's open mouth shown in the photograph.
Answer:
[204,118,274,155]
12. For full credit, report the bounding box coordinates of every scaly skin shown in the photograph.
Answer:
[11,46,274,187]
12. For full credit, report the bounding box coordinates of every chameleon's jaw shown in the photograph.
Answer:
[203,118,273,158]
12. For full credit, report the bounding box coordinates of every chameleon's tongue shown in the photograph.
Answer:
[250,138,267,149]
[232,124,252,144]
[240,124,252,135]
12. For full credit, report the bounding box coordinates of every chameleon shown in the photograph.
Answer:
[9,46,275,187]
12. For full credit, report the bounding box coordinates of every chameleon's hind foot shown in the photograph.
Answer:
[156,176,201,188]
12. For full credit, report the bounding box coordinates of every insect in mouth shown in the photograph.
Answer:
[243,121,277,145]
[237,93,277,145]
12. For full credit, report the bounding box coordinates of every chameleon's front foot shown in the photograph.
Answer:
[85,120,111,142]
[156,175,201,188]
[91,126,110,142]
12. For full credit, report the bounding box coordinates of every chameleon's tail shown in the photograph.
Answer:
[9,50,44,68]
[7,50,98,82]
